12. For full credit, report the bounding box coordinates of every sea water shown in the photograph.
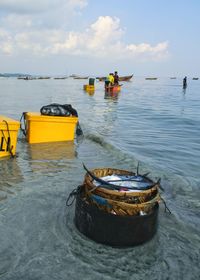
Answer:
[0,77,199,280]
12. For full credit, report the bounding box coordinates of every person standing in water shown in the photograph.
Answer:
[114,71,119,85]
[105,73,114,88]
[183,76,187,88]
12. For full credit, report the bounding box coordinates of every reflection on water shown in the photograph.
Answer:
[85,90,95,96]
[104,91,119,101]
[182,87,187,95]
[28,141,76,160]
[26,141,77,173]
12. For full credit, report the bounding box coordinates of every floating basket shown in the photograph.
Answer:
[84,186,160,216]
[74,185,159,246]
[84,167,160,204]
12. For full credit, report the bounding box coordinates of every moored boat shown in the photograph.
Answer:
[74,76,89,79]
[105,84,121,92]
[145,77,158,80]
[54,77,68,79]
[118,74,133,81]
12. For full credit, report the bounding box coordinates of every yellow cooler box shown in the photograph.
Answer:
[0,116,20,158]
[83,85,95,91]
[25,112,78,144]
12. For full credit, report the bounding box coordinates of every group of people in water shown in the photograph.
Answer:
[104,72,187,90]
[105,71,119,88]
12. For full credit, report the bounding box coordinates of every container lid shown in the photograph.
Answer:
[25,112,78,122]
[0,115,20,129]
[0,115,20,124]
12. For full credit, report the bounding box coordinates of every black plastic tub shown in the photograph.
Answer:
[74,188,159,247]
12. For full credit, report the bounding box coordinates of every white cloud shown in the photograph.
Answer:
[50,16,168,60]
[89,16,123,47]
[0,0,88,14]
[126,41,169,60]
[0,28,13,55]
[0,15,169,61]
[0,0,88,33]
[2,14,33,30]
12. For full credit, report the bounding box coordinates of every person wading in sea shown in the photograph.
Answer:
[183,76,187,89]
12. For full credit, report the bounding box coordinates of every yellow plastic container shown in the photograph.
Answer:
[25,112,78,144]
[83,85,95,91]
[0,116,20,158]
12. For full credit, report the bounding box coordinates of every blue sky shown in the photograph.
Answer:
[0,0,199,76]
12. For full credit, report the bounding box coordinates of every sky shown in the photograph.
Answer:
[0,0,199,77]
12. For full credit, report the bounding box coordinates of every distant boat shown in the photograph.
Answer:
[37,77,51,79]
[17,76,32,80]
[170,77,177,79]
[192,77,199,80]
[145,77,158,80]
[54,77,68,79]
[73,76,89,79]
[97,74,133,82]
[119,75,133,81]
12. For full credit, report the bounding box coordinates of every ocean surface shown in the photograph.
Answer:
[0,77,199,280]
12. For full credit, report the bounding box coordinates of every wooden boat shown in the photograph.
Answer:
[54,77,68,80]
[145,77,158,80]
[37,77,51,79]
[105,84,121,92]
[192,77,199,80]
[97,75,133,82]
[18,76,33,80]
[118,74,133,81]
[73,76,89,79]
[170,77,177,79]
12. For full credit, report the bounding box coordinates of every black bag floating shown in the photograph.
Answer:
[40,103,78,117]
[40,103,83,136]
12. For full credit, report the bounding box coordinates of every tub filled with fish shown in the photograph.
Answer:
[71,165,162,247]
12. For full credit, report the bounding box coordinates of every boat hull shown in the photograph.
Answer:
[74,187,159,247]
[105,85,121,92]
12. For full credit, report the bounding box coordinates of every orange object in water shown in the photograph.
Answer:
[25,112,78,144]
[105,85,121,92]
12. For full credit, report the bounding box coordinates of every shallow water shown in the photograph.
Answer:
[0,77,199,279]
